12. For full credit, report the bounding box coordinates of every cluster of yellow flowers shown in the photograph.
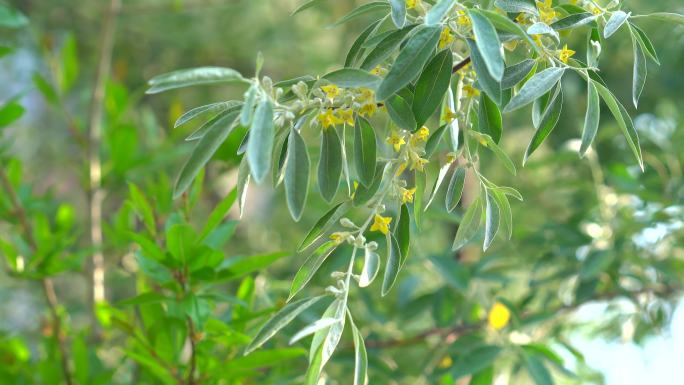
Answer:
[315,85,379,129]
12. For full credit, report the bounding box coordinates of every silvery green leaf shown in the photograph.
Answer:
[360,25,415,71]
[453,197,482,251]
[630,23,660,65]
[491,189,513,240]
[550,12,598,31]
[524,84,563,165]
[175,101,242,128]
[467,38,502,105]
[501,59,536,90]
[630,25,647,108]
[389,0,407,28]
[323,68,381,89]
[424,160,453,211]
[469,9,504,81]
[289,242,338,301]
[147,67,248,94]
[245,295,327,355]
[504,67,565,112]
[241,86,257,126]
[359,248,380,287]
[483,190,500,251]
[284,128,310,221]
[445,166,466,212]
[386,94,417,131]
[348,311,368,385]
[247,99,275,183]
[425,0,456,25]
[527,22,559,44]
[329,1,389,27]
[381,234,402,296]
[494,0,538,16]
[354,116,377,187]
[289,318,339,345]
[631,12,684,26]
[604,10,630,38]
[237,158,250,218]
[318,128,343,203]
[579,80,600,157]
[413,49,453,128]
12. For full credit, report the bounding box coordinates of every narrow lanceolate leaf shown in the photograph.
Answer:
[354,116,377,186]
[359,248,380,287]
[285,128,311,222]
[386,94,417,131]
[550,13,598,31]
[524,84,563,164]
[329,1,389,27]
[475,132,517,176]
[630,24,660,65]
[360,25,415,71]
[425,0,456,25]
[247,100,275,184]
[298,201,351,251]
[604,11,630,38]
[323,68,381,89]
[632,12,684,26]
[483,190,500,251]
[504,67,565,112]
[413,49,453,128]
[501,59,536,89]
[289,242,338,300]
[381,234,402,296]
[593,81,643,169]
[445,166,466,212]
[237,158,250,218]
[245,296,326,354]
[241,86,257,126]
[525,355,554,385]
[346,19,382,67]
[146,67,248,94]
[494,0,538,16]
[396,204,410,266]
[353,163,386,206]
[425,123,448,157]
[348,313,368,385]
[492,189,513,240]
[467,39,502,105]
[453,197,482,251]
[175,101,241,128]
[630,26,647,108]
[469,9,504,81]
[376,25,441,101]
[580,81,600,157]
[289,318,339,345]
[318,129,343,203]
[424,161,453,211]
[389,0,406,28]
[174,110,239,198]
[478,93,502,143]
[291,0,327,16]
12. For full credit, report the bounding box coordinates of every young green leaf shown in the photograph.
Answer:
[360,25,416,71]
[289,242,338,300]
[386,94,417,131]
[550,13,597,31]
[322,68,381,89]
[424,160,453,211]
[318,129,343,203]
[412,49,453,128]
[353,163,387,206]
[289,318,339,345]
[630,26,647,108]
[396,204,410,266]
[501,59,536,90]
[285,128,311,221]
[345,19,383,67]
[425,123,448,157]
[527,22,560,44]
[414,170,426,229]
[425,0,456,25]
[348,312,368,385]
[375,25,441,101]
[504,67,565,112]
[469,9,504,81]
[524,84,563,164]
[247,99,275,184]
[359,247,380,287]
[381,234,402,296]
[354,115,377,186]
[445,166,466,213]
[245,296,326,355]
[329,1,389,27]
[237,157,250,218]
[478,93,503,143]
[146,67,248,94]
[298,201,351,252]
[579,81,600,157]
[494,0,538,16]
[175,101,242,128]
[630,23,660,65]
[389,0,406,28]
[174,110,239,198]
[632,12,684,25]
[492,189,513,240]
[241,86,257,126]
[604,10,630,38]
[198,188,237,241]
[483,190,500,251]
[453,197,482,251]
[467,39,502,105]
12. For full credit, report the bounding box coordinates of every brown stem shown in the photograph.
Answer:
[452,56,471,74]
[0,169,74,385]
[85,0,121,332]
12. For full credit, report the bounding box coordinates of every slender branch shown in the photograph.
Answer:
[85,0,121,331]
[0,169,74,385]
[452,56,471,74]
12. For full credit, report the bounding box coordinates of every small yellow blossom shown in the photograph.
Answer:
[401,187,417,204]
[330,232,346,244]
[410,126,430,145]
[443,108,458,122]
[537,0,557,24]
[357,88,375,103]
[487,302,511,330]
[337,108,354,126]
[370,66,386,76]
[438,356,453,369]
[439,27,455,49]
[321,84,340,101]
[532,34,544,47]
[462,84,480,98]
[456,10,471,27]
[590,5,602,16]
[317,109,342,129]
[406,0,421,10]
[558,44,576,63]
[396,161,408,176]
[515,13,529,25]
[503,40,519,51]
[410,156,429,172]
[370,214,392,235]
[386,131,406,152]
[359,103,377,117]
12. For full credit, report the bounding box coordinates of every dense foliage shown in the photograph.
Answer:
[1,1,684,385]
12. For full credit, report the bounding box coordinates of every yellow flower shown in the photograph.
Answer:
[357,88,375,103]
[558,44,576,63]
[337,108,354,126]
[456,10,471,27]
[386,131,406,152]
[532,34,544,47]
[438,356,453,369]
[515,13,529,25]
[590,5,602,16]
[487,302,511,330]
[537,0,557,24]
[406,0,421,10]
[370,66,386,76]
[396,161,408,176]
[330,232,346,244]
[370,214,392,235]
[401,187,417,204]
[439,27,455,49]
[463,85,480,98]
[442,108,458,123]
[317,109,342,129]
[410,126,430,145]
[359,103,377,117]
[410,156,429,172]
[321,84,340,101]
